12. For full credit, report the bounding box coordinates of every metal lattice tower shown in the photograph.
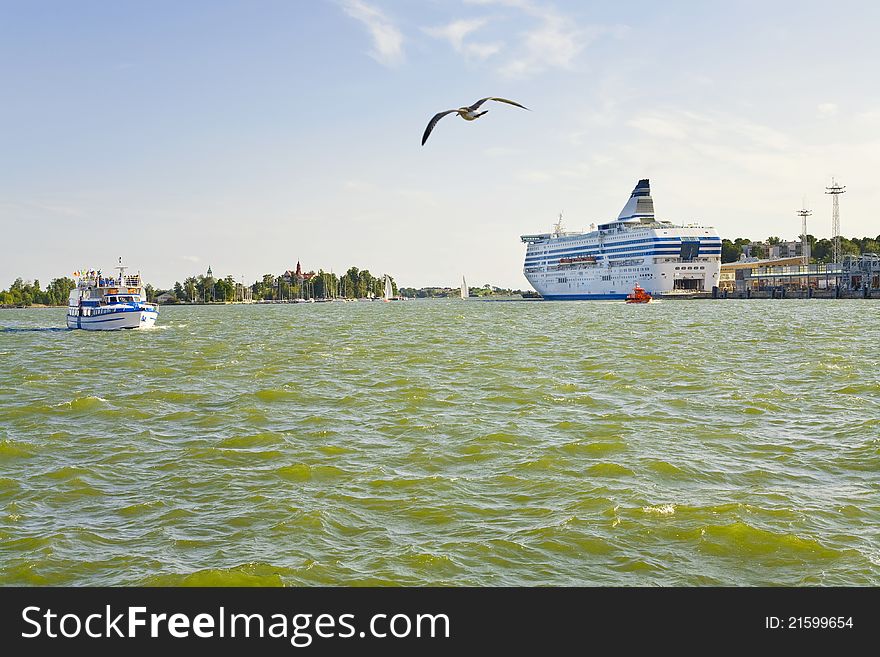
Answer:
[796,207,811,264]
[825,179,845,264]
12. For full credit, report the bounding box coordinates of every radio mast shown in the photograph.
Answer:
[825,179,845,264]
[796,206,811,265]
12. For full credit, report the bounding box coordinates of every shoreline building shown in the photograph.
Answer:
[720,254,880,294]
[719,257,803,293]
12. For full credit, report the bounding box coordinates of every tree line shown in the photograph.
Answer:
[1,267,399,307]
[0,277,76,307]
[721,235,880,264]
[398,285,533,298]
[156,266,398,303]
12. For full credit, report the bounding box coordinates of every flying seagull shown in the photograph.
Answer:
[421,97,529,145]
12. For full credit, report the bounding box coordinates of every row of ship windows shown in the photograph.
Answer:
[68,307,126,317]
[556,274,656,283]
[535,234,719,256]
[675,266,705,270]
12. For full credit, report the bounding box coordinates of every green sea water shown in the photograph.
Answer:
[1,300,878,586]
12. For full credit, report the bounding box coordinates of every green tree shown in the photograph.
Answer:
[183,277,199,302]
[840,237,860,258]
[721,239,741,263]
[860,239,880,254]
[813,239,833,263]
[213,276,234,301]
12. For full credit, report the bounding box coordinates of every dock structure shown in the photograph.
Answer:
[719,257,803,294]
[719,254,880,297]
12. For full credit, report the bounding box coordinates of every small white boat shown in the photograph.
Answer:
[461,276,469,299]
[67,259,158,330]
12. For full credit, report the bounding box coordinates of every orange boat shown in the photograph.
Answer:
[625,285,652,303]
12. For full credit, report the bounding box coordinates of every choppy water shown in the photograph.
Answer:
[1,300,878,586]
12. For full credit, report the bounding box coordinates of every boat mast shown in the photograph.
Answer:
[115,256,127,286]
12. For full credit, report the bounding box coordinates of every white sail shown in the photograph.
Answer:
[461,276,469,299]
[384,275,393,300]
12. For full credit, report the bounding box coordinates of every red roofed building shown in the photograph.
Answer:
[283,261,315,284]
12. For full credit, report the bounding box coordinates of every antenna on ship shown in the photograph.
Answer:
[115,256,127,285]
[553,212,564,236]
[797,203,812,265]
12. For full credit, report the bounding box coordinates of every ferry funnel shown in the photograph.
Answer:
[616,179,655,222]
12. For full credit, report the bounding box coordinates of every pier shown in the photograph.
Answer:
[716,254,880,299]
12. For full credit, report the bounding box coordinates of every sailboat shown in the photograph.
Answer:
[461,276,469,300]
[383,275,394,302]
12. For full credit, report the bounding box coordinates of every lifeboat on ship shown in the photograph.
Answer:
[625,285,652,304]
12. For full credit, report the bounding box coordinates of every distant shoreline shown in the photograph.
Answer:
[4,293,879,310]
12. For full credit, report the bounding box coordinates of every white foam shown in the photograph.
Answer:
[642,504,675,515]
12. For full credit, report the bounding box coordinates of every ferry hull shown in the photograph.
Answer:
[67,309,158,330]
[540,293,629,301]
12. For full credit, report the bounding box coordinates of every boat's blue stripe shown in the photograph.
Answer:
[68,307,156,316]
[76,312,158,324]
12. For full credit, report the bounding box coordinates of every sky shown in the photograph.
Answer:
[1,0,879,289]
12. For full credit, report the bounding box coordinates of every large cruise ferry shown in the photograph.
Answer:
[67,259,158,330]
[521,179,721,300]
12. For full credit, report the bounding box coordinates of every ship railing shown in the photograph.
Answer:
[550,262,599,271]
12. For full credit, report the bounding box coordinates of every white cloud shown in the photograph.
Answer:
[627,115,689,140]
[344,179,377,192]
[466,0,627,77]
[517,169,553,183]
[341,0,404,67]
[855,109,880,125]
[181,255,201,263]
[423,18,503,60]
[628,109,793,154]
[817,102,838,118]
[483,145,523,157]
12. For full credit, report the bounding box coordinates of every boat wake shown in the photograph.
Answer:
[0,327,69,333]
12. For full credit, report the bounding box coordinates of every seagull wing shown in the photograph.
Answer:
[467,97,530,112]
[421,109,459,146]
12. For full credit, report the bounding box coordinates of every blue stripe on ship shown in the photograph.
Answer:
[75,310,158,324]
[540,293,630,300]
[528,236,721,256]
[525,241,721,256]
[525,248,721,265]
[525,239,721,255]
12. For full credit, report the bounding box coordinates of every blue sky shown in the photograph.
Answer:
[1,0,878,289]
